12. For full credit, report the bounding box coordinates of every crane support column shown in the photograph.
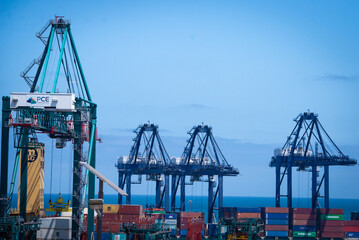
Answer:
[118,173,123,204]
[126,174,131,204]
[19,128,29,224]
[171,175,177,211]
[218,175,223,210]
[311,166,317,208]
[208,175,214,223]
[0,97,10,206]
[180,175,185,211]
[164,175,169,212]
[156,176,161,208]
[275,161,281,207]
[324,166,329,208]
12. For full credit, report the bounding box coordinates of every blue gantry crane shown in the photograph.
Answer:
[117,124,239,223]
[270,111,357,210]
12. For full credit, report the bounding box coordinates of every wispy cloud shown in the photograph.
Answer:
[320,73,358,82]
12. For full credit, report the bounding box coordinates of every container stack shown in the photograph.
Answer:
[292,208,317,238]
[320,208,344,238]
[236,207,261,221]
[177,212,205,237]
[163,213,177,236]
[259,207,289,238]
[344,220,359,238]
[219,207,236,219]
[37,217,72,240]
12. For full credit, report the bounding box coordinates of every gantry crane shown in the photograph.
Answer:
[0,17,98,240]
[270,111,357,210]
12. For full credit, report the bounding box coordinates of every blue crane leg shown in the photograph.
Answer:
[208,176,214,223]
[275,162,281,207]
[324,166,329,208]
[171,175,177,211]
[218,175,223,211]
[118,173,123,204]
[180,175,185,211]
[156,178,161,207]
[126,174,131,204]
[312,166,317,208]
[287,164,292,209]
[165,175,169,211]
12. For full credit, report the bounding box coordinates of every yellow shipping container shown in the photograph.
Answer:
[103,204,120,214]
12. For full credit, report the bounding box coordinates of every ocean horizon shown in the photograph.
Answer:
[11,194,359,220]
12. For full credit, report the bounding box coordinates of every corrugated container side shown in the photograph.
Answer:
[264,225,289,231]
[345,220,359,226]
[264,207,289,213]
[320,214,344,220]
[293,231,316,237]
[165,214,177,219]
[347,232,359,238]
[265,219,288,225]
[103,204,120,214]
[293,208,317,214]
[293,219,316,226]
[320,231,344,238]
[320,220,344,226]
[236,212,261,219]
[321,226,344,232]
[265,231,288,237]
[236,207,261,213]
[344,226,359,232]
[265,213,289,219]
[320,208,344,215]
[293,225,316,232]
[293,213,316,220]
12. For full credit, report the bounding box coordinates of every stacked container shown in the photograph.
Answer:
[344,220,359,238]
[261,207,289,238]
[163,213,177,236]
[236,207,261,221]
[320,208,344,238]
[292,208,317,238]
[177,212,205,237]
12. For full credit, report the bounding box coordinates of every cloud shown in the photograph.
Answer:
[320,73,358,82]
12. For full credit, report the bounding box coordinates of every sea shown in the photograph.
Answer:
[11,194,359,221]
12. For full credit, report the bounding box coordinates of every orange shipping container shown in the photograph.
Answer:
[236,212,261,219]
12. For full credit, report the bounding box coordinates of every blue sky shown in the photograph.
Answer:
[0,1,359,201]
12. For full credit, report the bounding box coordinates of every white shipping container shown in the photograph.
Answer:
[36,228,71,240]
[39,217,72,230]
[10,92,75,112]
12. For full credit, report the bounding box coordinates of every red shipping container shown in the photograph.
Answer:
[180,212,204,219]
[293,219,316,226]
[321,226,344,232]
[293,208,317,214]
[321,232,344,238]
[344,220,359,226]
[264,207,289,213]
[344,226,359,232]
[236,212,261,219]
[320,220,344,226]
[265,225,289,231]
[293,213,316,220]
[320,208,344,215]
[119,204,143,215]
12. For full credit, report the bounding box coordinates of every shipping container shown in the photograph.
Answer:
[180,229,187,236]
[293,208,317,214]
[265,219,289,225]
[293,231,316,237]
[293,213,316,220]
[118,205,143,215]
[164,219,177,225]
[264,225,289,231]
[320,220,344,226]
[352,212,359,220]
[345,220,359,226]
[320,231,344,238]
[103,204,120,214]
[293,219,316,226]
[293,225,316,232]
[265,213,289,219]
[265,231,288,237]
[347,232,359,238]
[344,226,359,232]
[320,214,344,220]
[320,208,344,215]
[165,214,177,219]
[321,226,344,232]
[236,207,261,213]
[236,212,261,219]
[264,207,289,213]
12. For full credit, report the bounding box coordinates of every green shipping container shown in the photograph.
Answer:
[320,214,344,220]
[293,231,316,237]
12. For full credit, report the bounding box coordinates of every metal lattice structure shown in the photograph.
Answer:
[270,111,357,212]
[0,17,97,240]
[117,124,239,223]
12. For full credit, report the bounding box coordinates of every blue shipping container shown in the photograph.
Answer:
[265,219,289,225]
[347,232,359,238]
[165,214,177,219]
[265,231,289,237]
[170,230,177,236]
[93,233,109,240]
[265,213,289,219]
[293,225,316,232]
[180,229,187,236]
[208,224,218,237]
[236,207,261,213]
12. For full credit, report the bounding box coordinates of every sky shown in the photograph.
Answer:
[0,0,359,203]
